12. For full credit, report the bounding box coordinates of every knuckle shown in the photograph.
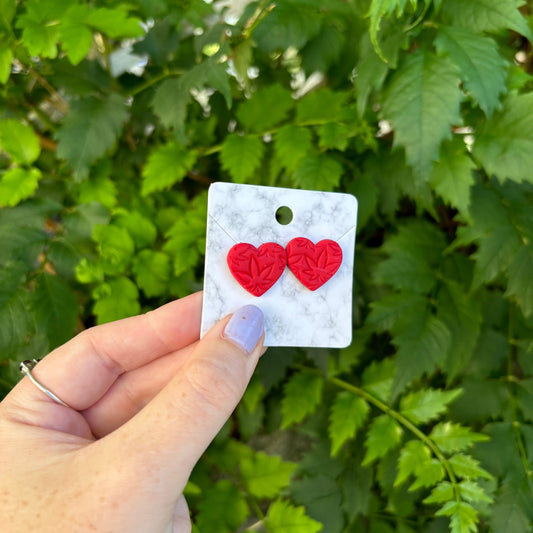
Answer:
[183,356,246,415]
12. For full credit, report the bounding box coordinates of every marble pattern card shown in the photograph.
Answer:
[201,183,358,347]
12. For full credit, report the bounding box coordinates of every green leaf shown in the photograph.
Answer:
[47,238,81,280]
[296,89,348,124]
[281,372,324,429]
[151,78,190,140]
[236,84,293,133]
[395,440,445,490]
[58,5,93,65]
[317,123,351,151]
[448,454,492,480]
[85,6,144,38]
[132,18,180,65]
[505,244,533,318]
[367,292,427,332]
[332,337,367,380]
[241,376,265,413]
[16,1,60,58]
[437,280,483,381]
[429,138,475,217]
[195,480,249,533]
[459,480,493,504]
[328,392,370,455]
[441,0,532,40]
[293,152,343,190]
[274,125,312,173]
[92,277,140,324]
[346,172,378,229]
[299,442,344,479]
[457,187,522,289]
[0,224,47,269]
[517,380,533,421]
[375,220,447,294]
[367,0,415,61]
[341,465,373,521]
[252,2,322,53]
[436,501,478,533]
[55,94,128,179]
[0,280,32,354]
[434,26,507,116]
[240,452,296,499]
[78,174,117,209]
[0,290,33,353]
[0,44,13,84]
[423,481,454,504]
[301,19,345,74]
[490,498,531,533]
[451,378,511,424]
[400,388,462,425]
[430,422,489,453]
[207,439,254,472]
[395,440,430,487]
[93,224,135,275]
[391,313,452,398]
[265,499,323,533]
[362,414,403,465]
[151,59,231,140]
[237,397,265,439]
[220,134,264,183]
[183,481,201,497]
[33,273,78,348]
[163,194,206,276]
[356,25,406,115]
[464,329,507,378]
[132,250,170,297]
[0,167,41,207]
[361,357,396,401]
[232,39,252,83]
[473,422,521,478]
[0,119,40,164]
[141,142,197,196]
[75,258,104,284]
[0,0,16,31]
[473,93,533,184]
[382,49,462,177]
[62,202,110,242]
[201,61,232,109]
[291,475,343,533]
[113,210,157,249]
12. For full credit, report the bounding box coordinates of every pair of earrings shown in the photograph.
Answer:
[227,237,343,296]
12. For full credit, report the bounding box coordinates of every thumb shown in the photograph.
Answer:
[95,305,265,492]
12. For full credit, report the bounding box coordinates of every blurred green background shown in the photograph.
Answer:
[1,1,533,531]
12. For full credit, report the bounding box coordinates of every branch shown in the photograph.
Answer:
[296,365,460,500]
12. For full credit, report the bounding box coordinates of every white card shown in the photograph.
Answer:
[201,183,358,347]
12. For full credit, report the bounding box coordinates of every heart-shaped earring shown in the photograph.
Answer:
[286,237,343,291]
[227,242,287,296]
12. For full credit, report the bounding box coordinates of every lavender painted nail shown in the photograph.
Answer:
[223,305,264,354]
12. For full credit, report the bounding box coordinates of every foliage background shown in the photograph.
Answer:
[2,0,533,531]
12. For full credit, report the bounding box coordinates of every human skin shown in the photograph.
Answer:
[0,292,265,532]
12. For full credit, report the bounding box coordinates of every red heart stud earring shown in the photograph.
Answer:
[286,237,343,291]
[227,242,287,296]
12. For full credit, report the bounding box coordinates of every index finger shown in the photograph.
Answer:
[16,292,203,411]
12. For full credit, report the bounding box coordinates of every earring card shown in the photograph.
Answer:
[201,183,358,348]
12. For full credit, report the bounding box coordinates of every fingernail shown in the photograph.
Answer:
[224,305,264,354]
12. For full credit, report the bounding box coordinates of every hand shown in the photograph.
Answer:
[0,292,265,532]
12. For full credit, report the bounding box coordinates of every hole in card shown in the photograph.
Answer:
[275,206,293,225]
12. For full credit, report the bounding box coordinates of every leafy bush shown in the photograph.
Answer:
[2,0,533,531]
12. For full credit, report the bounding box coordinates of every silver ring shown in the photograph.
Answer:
[19,359,70,408]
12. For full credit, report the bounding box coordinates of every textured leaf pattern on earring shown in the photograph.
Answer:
[286,238,343,291]
[227,243,287,296]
